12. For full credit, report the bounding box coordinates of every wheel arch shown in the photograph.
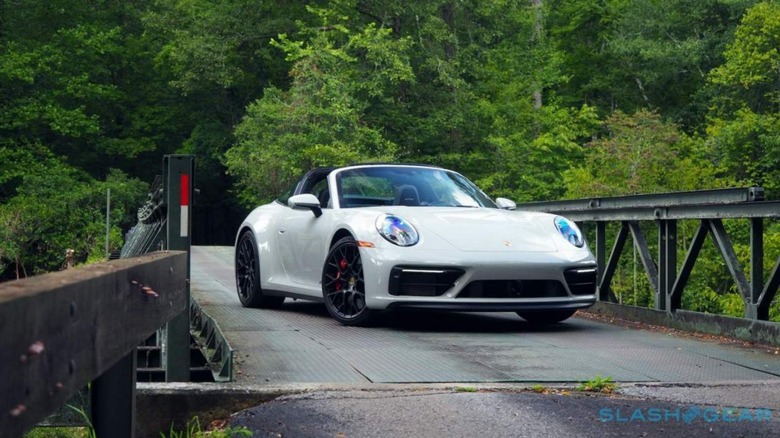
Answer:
[236,225,254,245]
[330,228,354,248]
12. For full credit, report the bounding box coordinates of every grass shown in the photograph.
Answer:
[575,375,617,394]
[161,417,252,438]
[25,416,252,438]
[454,386,478,393]
[24,404,95,438]
[530,384,547,393]
[24,428,91,438]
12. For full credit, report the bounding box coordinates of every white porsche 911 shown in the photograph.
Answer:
[235,164,597,326]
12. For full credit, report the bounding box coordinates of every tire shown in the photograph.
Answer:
[235,230,285,308]
[322,236,374,326]
[517,309,577,325]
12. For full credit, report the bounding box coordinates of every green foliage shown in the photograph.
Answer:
[225,8,412,206]
[474,104,599,202]
[454,386,478,393]
[23,428,91,438]
[576,375,617,393]
[0,1,186,179]
[144,0,304,95]
[548,0,756,128]
[0,145,146,278]
[563,109,720,197]
[709,1,780,109]
[706,1,780,197]
[530,384,547,393]
[161,417,252,438]
[22,403,95,438]
[66,404,96,438]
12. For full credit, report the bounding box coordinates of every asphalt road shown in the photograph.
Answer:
[228,387,780,438]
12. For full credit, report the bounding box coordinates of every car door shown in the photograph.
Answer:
[276,184,334,291]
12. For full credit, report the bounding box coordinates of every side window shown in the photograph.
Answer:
[310,178,331,208]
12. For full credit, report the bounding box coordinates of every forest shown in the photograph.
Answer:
[0,0,778,319]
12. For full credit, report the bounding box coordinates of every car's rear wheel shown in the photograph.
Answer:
[517,309,577,325]
[235,230,285,308]
[322,236,374,326]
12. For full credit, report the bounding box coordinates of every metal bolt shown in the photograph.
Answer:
[27,341,44,356]
[9,404,26,417]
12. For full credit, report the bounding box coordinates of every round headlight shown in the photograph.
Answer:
[375,214,419,246]
[554,216,584,248]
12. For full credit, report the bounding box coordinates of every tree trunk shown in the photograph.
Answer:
[531,0,543,109]
[440,1,462,149]
[531,0,544,109]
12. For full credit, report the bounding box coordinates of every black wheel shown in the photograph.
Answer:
[235,230,284,308]
[517,309,577,325]
[322,236,374,326]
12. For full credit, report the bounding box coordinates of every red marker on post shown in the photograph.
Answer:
[180,174,189,237]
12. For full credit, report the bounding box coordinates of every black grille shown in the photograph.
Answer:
[458,280,567,298]
[564,267,598,295]
[389,267,464,296]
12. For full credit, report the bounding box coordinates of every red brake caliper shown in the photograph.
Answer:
[335,258,347,291]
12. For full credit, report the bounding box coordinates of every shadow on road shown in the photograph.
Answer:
[278,300,588,334]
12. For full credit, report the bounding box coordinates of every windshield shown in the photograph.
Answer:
[335,166,497,209]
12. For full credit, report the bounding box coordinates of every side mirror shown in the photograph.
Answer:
[288,193,322,218]
[496,197,516,211]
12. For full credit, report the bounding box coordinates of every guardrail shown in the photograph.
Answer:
[0,252,187,438]
[516,188,780,338]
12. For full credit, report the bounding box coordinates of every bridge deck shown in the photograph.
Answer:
[191,246,780,385]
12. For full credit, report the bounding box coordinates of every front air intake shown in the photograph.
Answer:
[564,267,598,295]
[389,267,464,296]
[458,280,567,298]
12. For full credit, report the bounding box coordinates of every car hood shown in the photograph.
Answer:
[404,208,559,252]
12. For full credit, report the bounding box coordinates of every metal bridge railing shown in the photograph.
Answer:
[120,175,166,258]
[516,188,780,323]
[119,155,233,383]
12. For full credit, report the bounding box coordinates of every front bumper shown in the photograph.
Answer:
[360,246,597,311]
[385,296,596,312]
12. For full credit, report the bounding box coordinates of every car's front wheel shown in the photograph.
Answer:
[517,309,577,325]
[235,230,285,308]
[322,236,374,326]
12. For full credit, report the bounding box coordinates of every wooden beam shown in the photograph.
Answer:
[0,251,187,437]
